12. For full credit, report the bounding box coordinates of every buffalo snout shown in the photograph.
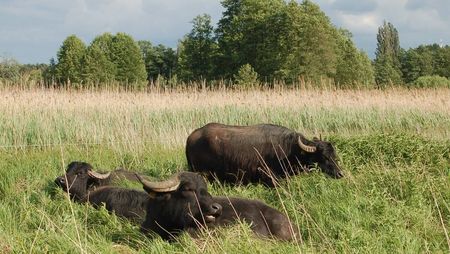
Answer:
[205,202,222,222]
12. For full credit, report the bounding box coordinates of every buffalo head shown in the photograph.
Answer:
[138,172,222,239]
[298,137,344,179]
[54,161,111,201]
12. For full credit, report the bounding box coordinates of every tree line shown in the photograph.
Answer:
[1,0,449,89]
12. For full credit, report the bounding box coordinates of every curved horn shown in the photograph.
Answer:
[298,137,317,153]
[87,170,111,180]
[137,173,180,193]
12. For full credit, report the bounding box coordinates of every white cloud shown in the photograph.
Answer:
[337,13,379,34]
[1,0,449,63]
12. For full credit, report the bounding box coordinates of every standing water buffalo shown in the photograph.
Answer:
[186,123,344,186]
[138,173,299,241]
[54,161,148,222]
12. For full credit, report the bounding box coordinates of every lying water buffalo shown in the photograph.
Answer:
[54,161,149,222]
[211,197,299,241]
[138,173,298,241]
[55,162,297,241]
[186,123,343,186]
[138,172,222,240]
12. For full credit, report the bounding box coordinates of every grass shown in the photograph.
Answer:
[0,87,449,253]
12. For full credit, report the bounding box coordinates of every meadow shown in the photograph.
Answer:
[0,87,449,253]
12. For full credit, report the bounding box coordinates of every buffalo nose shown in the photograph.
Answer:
[336,171,344,179]
[211,203,222,215]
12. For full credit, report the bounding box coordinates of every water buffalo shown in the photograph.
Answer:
[139,173,298,241]
[138,172,222,240]
[186,123,343,186]
[211,197,299,241]
[55,163,297,241]
[54,161,149,222]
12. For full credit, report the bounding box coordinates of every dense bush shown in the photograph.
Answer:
[411,75,450,88]
[233,64,259,89]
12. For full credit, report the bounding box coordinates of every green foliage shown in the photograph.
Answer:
[335,30,375,88]
[375,54,403,87]
[280,0,338,83]
[110,33,147,84]
[0,56,21,82]
[138,41,177,81]
[233,64,259,89]
[55,35,86,84]
[0,56,48,86]
[401,44,450,83]
[435,46,450,78]
[43,58,57,84]
[374,21,403,86]
[411,75,450,88]
[81,33,116,83]
[82,33,116,83]
[215,0,286,80]
[177,14,218,81]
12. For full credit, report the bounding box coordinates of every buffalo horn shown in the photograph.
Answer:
[298,137,317,153]
[87,170,111,180]
[137,173,180,193]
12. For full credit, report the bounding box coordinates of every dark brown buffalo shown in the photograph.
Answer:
[54,161,148,222]
[186,123,344,186]
[138,172,222,240]
[211,197,299,241]
[55,163,222,238]
[139,173,298,241]
[54,161,140,201]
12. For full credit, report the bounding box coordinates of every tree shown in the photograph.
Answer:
[55,35,86,84]
[139,41,177,81]
[215,0,285,80]
[374,21,402,86]
[233,63,259,89]
[335,30,374,88]
[82,33,116,83]
[43,58,57,85]
[215,0,243,79]
[374,55,403,87]
[177,14,218,81]
[401,47,433,83]
[436,46,450,78]
[0,55,21,82]
[279,0,338,83]
[110,33,147,84]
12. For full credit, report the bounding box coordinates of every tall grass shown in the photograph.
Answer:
[0,87,449,253]
[1,87,449,150]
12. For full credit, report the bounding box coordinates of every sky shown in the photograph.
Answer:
[1,0,449,64]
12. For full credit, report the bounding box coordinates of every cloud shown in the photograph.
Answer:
[313,0,450,57]
[331,0,377,14]
[0,0,449,63]
[0,0,222,63]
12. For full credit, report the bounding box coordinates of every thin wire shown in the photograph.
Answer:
[0,141,136,149]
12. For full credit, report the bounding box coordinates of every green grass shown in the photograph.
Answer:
[0,89,449,253]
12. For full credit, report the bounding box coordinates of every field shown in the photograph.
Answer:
[0,87,449,253]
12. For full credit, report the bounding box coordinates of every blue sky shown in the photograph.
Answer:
[1,0,449,64]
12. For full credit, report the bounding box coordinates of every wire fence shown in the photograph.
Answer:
[0,141,140,150]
